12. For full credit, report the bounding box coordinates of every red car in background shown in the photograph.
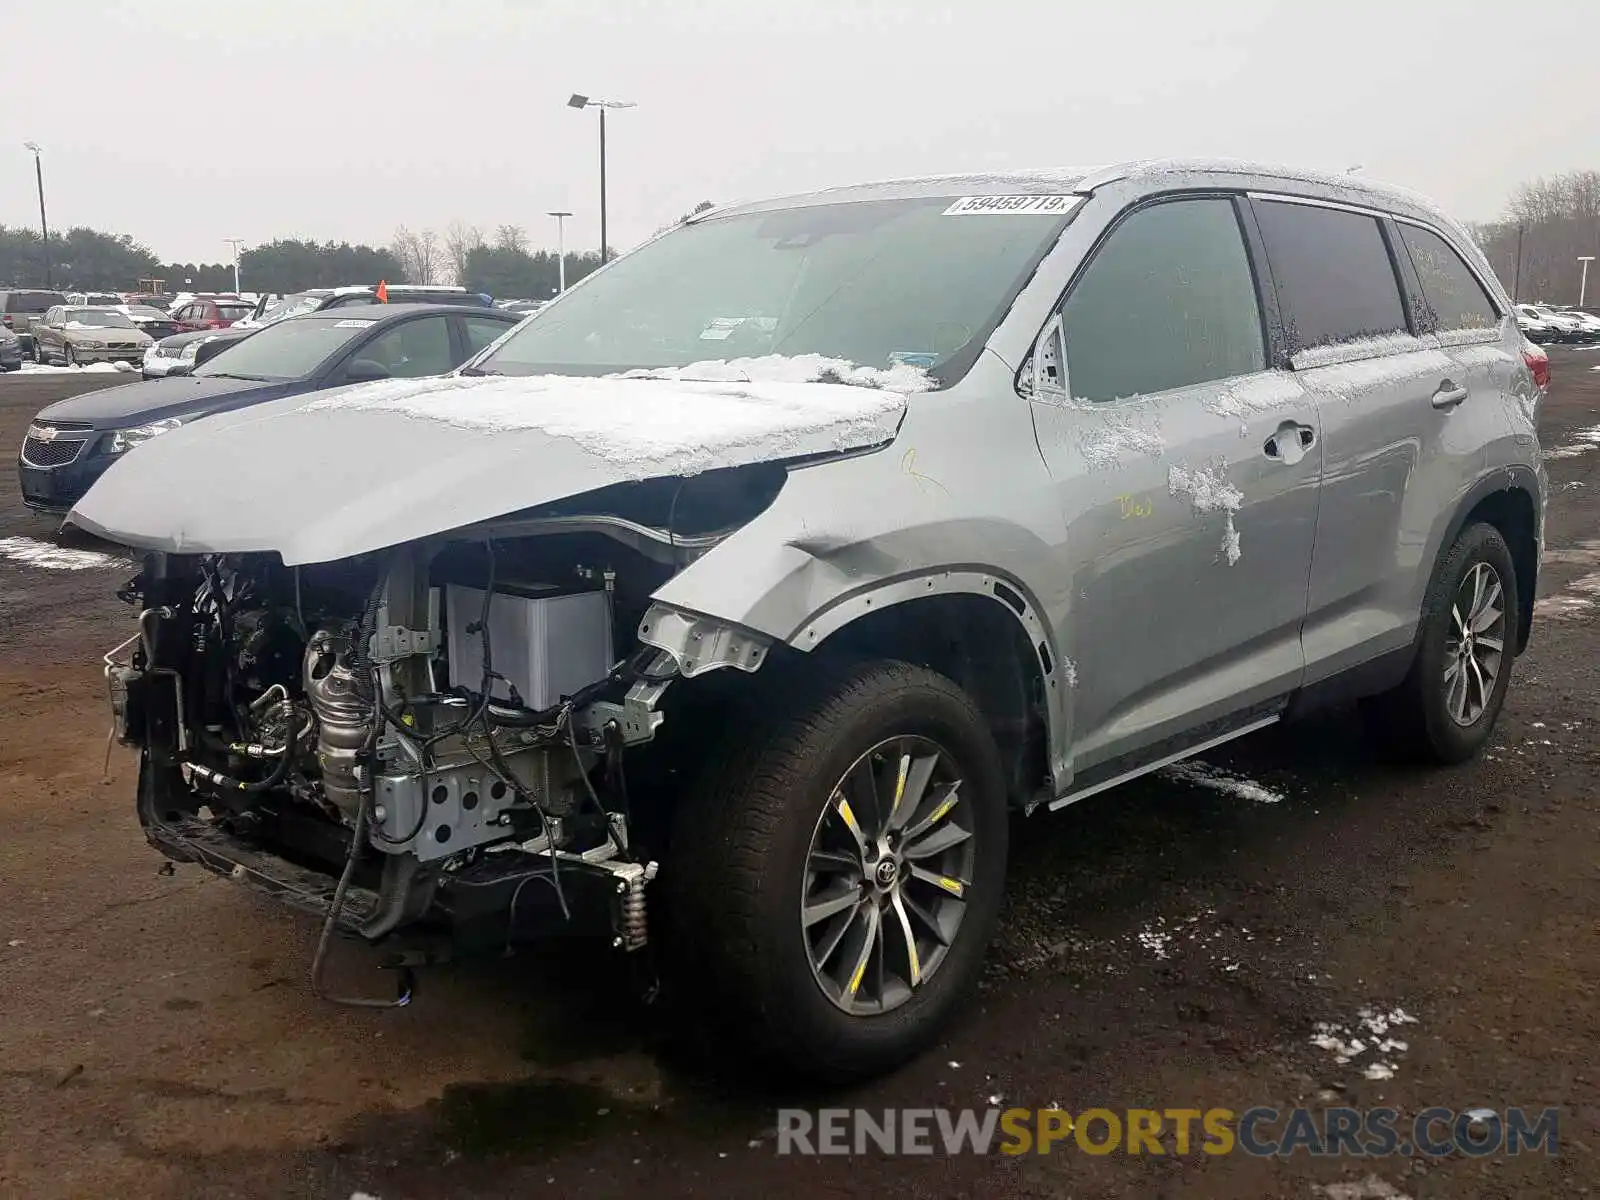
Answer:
[171,297,254,331]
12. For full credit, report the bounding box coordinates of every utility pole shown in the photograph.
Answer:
[225,239,245,295]
[567,95,635,265]
[547,211,571,293]
[1511,224,1526,304]
[1579,256,1595,308]
[23,141,50,287]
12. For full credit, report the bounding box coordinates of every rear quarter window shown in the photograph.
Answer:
[1254,200,1408,353]
[1397,224,1499,333]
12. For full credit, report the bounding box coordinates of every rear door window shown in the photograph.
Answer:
[461,315,512,355]
[1254,199,1408,353]
[359,316,454,378]
[1397,224,1499,333]
[1060,197,1266,404]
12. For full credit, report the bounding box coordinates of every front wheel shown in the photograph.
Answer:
[1362,521,1518,763]
[667,660,1009,1081]
[64,345,77,367]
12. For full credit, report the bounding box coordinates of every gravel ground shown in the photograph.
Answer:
[1,355,1598,1199]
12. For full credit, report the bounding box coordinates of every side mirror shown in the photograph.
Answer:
[344,358,391,383]
[1023,313,1067,402]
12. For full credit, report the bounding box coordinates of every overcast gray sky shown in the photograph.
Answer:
[6,0,1596,265]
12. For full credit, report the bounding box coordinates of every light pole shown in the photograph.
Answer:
[225,238,245,295]
[1579,256,1595,308]
[23,141,50,287]
[547,211,571,293]
[566,94,635,264]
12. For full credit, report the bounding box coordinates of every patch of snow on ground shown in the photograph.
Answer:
[1168,462,1243,565]
[0,537,131,571]
[1534,571,1600,620]
[1313,1176,1413,1200]
[1310,1006,1418,1075]
[1543,425,1600,460]
[616,353,936,393]
[1078,416,1164,470]
[1161,760,1283,803]
[1136,927,1174,960]
[302,374,908,478]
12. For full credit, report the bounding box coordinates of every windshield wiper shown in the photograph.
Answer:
[200,373,271,382]
[458,365,502,377]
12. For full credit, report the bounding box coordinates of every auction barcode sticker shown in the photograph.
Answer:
[942,194,1082,216]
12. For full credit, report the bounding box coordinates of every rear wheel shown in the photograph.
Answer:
[31,340,42,365]
[667,660,1008,1081]
[1362,522,1518,763]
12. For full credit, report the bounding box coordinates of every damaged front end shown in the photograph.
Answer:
[106,485,776,997]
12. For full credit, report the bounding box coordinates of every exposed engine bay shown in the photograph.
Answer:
[104,470,784,998]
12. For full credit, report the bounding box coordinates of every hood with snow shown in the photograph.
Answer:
[68,357,929,566]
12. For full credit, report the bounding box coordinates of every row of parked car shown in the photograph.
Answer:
[1515,302,1600,344]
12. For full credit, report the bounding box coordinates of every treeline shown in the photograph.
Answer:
[1472,170,1600,305]
[0,199,716,300]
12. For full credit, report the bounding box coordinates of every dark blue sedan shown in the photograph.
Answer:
[18,302,518,513]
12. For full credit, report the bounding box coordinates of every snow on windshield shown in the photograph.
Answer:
[613,354,936,393]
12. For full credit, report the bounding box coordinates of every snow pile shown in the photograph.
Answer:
[614,353,936,393]
[1078,416,1164,470]
[1168,462,1243,565]
[1310,1006,1418,1079]
[302,373,909,478]
[0,536,132,571]
[1161,759,1283,803]
[18,361,132,375]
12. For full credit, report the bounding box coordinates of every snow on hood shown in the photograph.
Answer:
[613,353,936,393]
[70,372,910,566]
[302,371,910,477]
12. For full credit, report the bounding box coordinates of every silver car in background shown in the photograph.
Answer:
[70,159,1546,1081]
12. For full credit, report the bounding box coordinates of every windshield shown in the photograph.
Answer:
[476,196,1072,381]
[67,309,136,329]
[122,306,168,320]
[258,293,330,326]
[193,315,373,380]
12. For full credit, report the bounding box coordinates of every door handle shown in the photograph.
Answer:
[1263,420,1316,465]
[1431,380,1469,410]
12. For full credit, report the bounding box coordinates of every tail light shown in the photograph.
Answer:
[1523,343,1550,390]
[1,315,11,327]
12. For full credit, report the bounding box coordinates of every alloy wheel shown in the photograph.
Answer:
[1443,561,1506,727]
[801,735,976,1016]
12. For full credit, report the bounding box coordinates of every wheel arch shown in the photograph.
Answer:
[1437,466,1542,654]
[789,570,1067,806]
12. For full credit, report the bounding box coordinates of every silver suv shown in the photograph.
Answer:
[71,159,1547,1081]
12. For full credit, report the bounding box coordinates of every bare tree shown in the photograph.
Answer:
[1478,170,1600,305]
[444,220,485,287]
[494,224,528,254]
[389,225,442,285]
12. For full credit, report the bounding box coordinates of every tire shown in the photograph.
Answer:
[64,345,77,367]
[1361,522,1518,764]
[31,340,42,365]
[666,659,1009,1082]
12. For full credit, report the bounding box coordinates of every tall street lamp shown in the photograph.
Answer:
[23,141,50,287]
[1579,256,1595,308]
[566,94,635,264]
[547,211,572,293]
[225,238,245,296]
